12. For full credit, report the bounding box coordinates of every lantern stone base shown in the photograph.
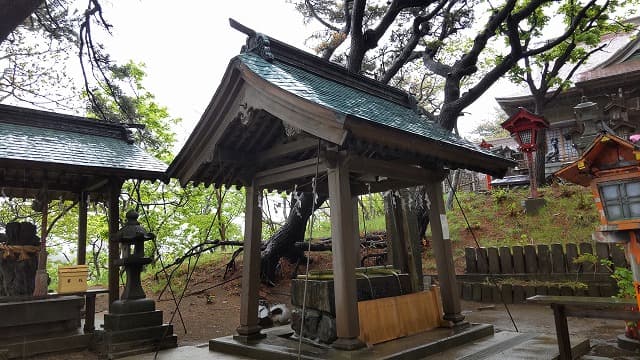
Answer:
[522,198,546,215]
[96,302,177,358]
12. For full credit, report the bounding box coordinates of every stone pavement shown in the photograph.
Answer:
[120,344,252,360]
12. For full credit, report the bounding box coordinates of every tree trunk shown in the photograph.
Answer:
[445,170,461,212]
[0,0,42,45]
[260,192,327,284]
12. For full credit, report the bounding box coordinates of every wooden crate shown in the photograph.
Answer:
[57,265,88,293]
[357,286,443,345]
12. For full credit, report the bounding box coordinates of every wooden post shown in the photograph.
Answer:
[84,293,96,333]
[399,189,423,292]
[77,191,88,265]
[426,181,465,324]
[107,179,123,309]
[384,191,406,270]
[235,183,265,340]
[551,303,572,360]
[327,158,364,350]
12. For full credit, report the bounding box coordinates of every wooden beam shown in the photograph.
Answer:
[254,158,327,187]
[351,179,424,195]
[345,117,513,177]
[346,155,446,184]
[257,137,320,164]
[241,70,349,146]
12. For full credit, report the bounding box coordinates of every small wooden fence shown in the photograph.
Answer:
[458,242,627,304]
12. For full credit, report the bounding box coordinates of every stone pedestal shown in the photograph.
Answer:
[99,303,177,358]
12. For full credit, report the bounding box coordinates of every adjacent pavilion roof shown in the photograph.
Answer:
[169,24,514,192]
[554,133,638,187]
[0,104,167,199]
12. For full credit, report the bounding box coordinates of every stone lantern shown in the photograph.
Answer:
[100,210,176,356]
[111,210,154,312]
[572,97,602,153]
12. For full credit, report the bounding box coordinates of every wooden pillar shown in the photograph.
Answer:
[235,183,265,341]
[327,159,364,350]
[77,191,88,265]
[107,179,123,309]
[426,181,465,324]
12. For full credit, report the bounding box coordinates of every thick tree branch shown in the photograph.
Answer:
[304,0,341,32]
[0,0,43,45]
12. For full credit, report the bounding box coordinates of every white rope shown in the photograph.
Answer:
[297,139,321,359]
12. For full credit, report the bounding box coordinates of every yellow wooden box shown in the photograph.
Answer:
[57,265,89,293]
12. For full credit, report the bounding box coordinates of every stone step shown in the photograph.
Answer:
[103,334,177,359]
[102,324,174,343]
[422,330,537,359]
[423,331,589,360]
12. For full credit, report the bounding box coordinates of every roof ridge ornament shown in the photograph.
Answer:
[230,18,274,62]
[242,33,274,62]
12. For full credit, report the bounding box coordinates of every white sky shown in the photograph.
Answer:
[98,1,509,146]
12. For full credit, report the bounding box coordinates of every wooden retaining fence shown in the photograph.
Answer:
[457,242,628,304]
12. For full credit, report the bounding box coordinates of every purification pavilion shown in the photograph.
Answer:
[168,21,514,356]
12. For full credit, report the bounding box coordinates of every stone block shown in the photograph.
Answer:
[317,313,337,344]
[291,273,410,315]
[0,296,83,339]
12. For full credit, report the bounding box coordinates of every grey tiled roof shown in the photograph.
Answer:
[0,122,167,173]
[239,53,504,160]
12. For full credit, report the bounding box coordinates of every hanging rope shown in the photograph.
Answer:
[298,138,322,359]
[446,177,519,332]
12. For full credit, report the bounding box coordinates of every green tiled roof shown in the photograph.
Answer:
[0,122,167,174]
[239,53,502,160]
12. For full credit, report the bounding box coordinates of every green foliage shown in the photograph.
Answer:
[611,265,635,299]
[573,253,598,267]
[469,115,509,140]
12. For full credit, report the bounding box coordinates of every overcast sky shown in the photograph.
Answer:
[99,1,509,146]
